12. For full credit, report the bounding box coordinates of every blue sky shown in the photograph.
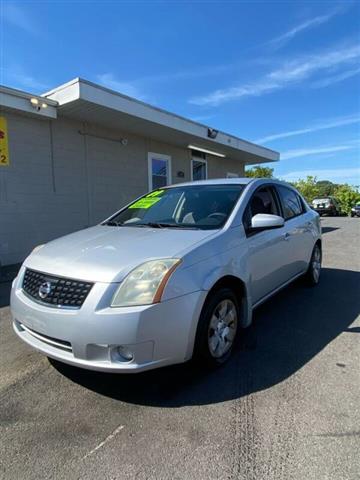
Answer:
[1,0,360,184]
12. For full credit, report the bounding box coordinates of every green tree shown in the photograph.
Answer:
[291,176,319,203]
[245,166,274,178]
[333,184,360,215]
[316,180,338,197]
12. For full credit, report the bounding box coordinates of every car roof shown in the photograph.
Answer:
[168,177,294,189]
[172,177,253,187]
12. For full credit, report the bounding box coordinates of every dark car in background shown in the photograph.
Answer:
[312,197,341,216]
[351,204,360,217]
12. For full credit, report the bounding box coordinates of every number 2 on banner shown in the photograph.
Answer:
[0,116,10,167]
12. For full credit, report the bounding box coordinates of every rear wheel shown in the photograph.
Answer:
[304,244,322,286]
[194,288,240,367]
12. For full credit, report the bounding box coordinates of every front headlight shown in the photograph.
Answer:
[111,259,181,307]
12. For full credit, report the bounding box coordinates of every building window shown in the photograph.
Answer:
[148,152,171,190]
[191,158,207,181]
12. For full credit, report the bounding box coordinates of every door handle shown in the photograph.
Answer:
[283,232,290,241]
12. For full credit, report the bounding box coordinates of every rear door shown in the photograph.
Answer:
[275,185,313,276]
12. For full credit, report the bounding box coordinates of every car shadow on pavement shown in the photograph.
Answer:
[321,227,340,234]
[51,267,360,407]
[0,282,11,308]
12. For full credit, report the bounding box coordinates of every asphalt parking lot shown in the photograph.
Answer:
[1,217,359,480]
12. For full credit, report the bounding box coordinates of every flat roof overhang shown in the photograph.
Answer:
[0,85,57,119]
[43,78,279,165]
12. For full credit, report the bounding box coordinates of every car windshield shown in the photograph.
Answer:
[104,184,245,230]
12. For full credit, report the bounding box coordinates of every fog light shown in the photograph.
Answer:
[117,346,134,361]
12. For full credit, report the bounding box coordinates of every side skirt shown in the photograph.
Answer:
[252,270,306,310]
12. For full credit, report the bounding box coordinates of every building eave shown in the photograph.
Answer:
[43,77,279,165]
[0,85,57,119]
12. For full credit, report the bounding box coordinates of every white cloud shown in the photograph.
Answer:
[2,3,37,35]
[311,66,360,88]
[136,63,233,84]
[255,114,360,144]
[189,43,360,106]
[268,7,346,48]
[281,143,358,160]
[96,73,148,101]
[280,168,360,183]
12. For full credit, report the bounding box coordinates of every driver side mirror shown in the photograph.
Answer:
[251,213,284,230]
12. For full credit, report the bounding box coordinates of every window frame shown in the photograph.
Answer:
[242,184,282,237]
[275,185,305,221]
[191,157,208,182]
[148,152,172,191]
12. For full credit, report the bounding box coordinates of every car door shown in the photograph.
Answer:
[275,185,313,277]
[244,185,294,305]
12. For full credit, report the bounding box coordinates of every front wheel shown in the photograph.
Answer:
[304,244,322,286]
[194,288,240,367]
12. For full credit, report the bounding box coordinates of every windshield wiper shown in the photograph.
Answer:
[137,222,199,229]
[137,222,167,228]
[104,221,123,226]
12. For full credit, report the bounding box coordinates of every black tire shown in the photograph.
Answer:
[193,287,240,367]
[304,243,322,286]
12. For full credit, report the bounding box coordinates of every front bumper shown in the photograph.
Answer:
[10,268,206,373]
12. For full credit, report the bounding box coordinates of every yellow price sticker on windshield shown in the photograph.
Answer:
[146,190,164,198]
[129,197,161,209]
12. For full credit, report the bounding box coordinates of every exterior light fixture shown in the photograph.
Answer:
[30,97,48,111]
[188,145,226,158]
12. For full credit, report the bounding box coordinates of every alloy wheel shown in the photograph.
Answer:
[207,299,238,359]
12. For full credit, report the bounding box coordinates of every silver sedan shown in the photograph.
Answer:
[11,178,321,372]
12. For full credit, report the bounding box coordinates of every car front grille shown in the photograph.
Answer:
[22,268,93,308]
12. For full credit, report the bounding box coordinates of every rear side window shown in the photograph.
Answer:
[277,186,304,220]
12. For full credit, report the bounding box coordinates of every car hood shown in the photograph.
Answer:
[24,225,215,283]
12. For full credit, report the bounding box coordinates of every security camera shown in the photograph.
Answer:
[207,128,218,139]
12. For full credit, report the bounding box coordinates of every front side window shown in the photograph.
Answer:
[243,187,280,231]
[192,159,207,181]
[148,153,171,190]
[277,186,303,220]
[105,184,245,230]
